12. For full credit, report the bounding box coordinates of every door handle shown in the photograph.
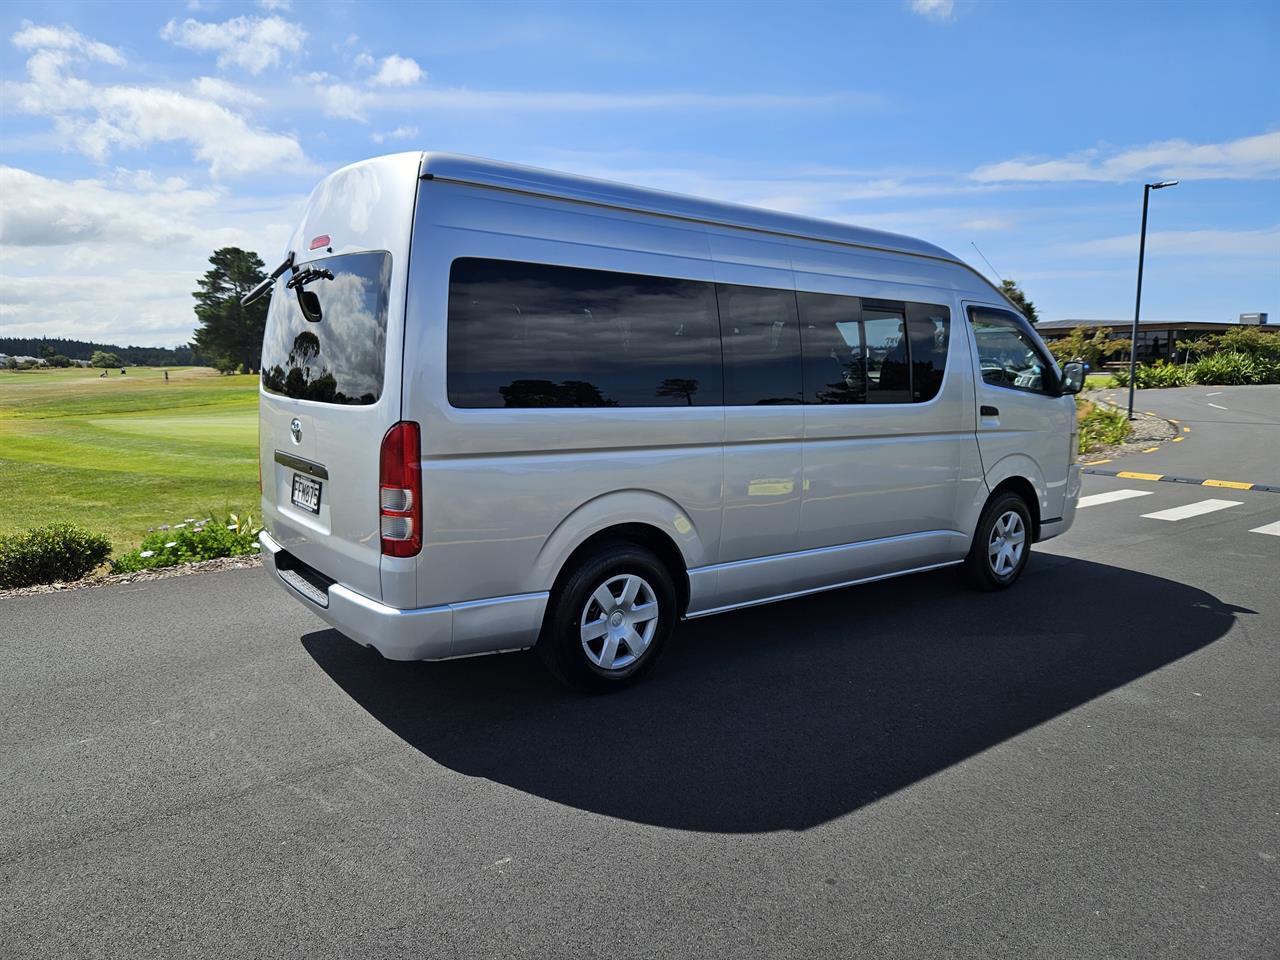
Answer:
[980,405,1000,417]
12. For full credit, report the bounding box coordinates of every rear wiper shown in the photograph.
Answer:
[286,266,334,289]
[241,252,295,307]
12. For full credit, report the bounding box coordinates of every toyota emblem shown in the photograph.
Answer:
[289,418,302,444]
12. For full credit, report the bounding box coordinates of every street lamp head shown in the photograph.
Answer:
[1149,180,1179,189]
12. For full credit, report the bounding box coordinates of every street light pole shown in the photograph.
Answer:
[1127,180,1178,419]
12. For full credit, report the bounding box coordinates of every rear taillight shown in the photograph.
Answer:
[379,421,422,557]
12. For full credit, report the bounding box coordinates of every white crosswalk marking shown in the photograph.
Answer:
[1077,489,1154,509]
[1249,520,1280,537]
[1141,499,1242,522]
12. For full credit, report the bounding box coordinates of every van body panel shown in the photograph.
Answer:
[259,152,1079,663]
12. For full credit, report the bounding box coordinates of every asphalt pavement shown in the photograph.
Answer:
[2,387,1277,960]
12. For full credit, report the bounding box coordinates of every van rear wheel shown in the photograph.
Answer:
[963,492,1032,591]
[537,544,676,692]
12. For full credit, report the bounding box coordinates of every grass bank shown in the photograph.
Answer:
[0,366,258,554]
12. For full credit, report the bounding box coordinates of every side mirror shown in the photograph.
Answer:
[1060,361,1085,395]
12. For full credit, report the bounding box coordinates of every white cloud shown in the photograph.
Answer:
[11,21,125,64]
[316,82,374,122]
[370,54,424,87]
[193,76,265,107]
[0,166,218,247]
[909,0,954,21]
[161,15,304,75]
[972,132,1280,183]
[6,26,306,177]
[1063,225,1280,258]
[259,0,292,10]
[0,166,302,345]
[371,125,419,144]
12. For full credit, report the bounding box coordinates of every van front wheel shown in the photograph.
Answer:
[537,545,676,692]
[963,492,1032,591]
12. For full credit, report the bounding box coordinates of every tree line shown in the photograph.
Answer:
[0,337,207,367]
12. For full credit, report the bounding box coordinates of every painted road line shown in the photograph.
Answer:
[1208,402,1228,410]
[1081,459,1112,465]
[1142,499,1242,522]
[1116,471,1164,481]
[1203,479,1254,490]
[1141,447,1159,453]
[1249,521,1280,537]
[1206,391,1223,396]
[1171,436,1184,442]
[1078,489,1155,509]
[1183,426,1191,432]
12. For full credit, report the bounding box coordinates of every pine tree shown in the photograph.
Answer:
[191,248,269,374]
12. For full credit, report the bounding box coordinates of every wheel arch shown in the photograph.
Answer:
[532,490,705,615]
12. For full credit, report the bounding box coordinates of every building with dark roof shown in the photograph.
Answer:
[1037,317,1274,363]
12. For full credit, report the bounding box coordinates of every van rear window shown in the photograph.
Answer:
[260,251,391,405]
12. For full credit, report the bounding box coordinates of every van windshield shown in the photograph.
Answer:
[260,251,391,405]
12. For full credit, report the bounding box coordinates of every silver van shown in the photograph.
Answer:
[252,152,1084,690]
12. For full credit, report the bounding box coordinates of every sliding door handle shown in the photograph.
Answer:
[980,405,1000,417]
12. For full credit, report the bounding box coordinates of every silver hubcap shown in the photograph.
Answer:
[580,574,659,671]
[988,510,1026,577]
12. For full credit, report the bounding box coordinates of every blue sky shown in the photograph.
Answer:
[1,0,1277,346]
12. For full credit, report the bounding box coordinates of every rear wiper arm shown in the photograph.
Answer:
[241,252,295,307]
[286,266,334,289]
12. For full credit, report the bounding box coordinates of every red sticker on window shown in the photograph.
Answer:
[309,235,331,250]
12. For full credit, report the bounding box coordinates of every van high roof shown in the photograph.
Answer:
[417,152,959,265]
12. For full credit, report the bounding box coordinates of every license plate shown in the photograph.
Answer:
[291,473,322,514]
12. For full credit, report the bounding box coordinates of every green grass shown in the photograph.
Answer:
[1084,372,1112,390]
[0,366,259,554]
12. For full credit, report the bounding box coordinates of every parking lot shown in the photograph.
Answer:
[3,387,1277,959]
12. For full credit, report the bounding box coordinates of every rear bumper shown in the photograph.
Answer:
[258,530,547,661]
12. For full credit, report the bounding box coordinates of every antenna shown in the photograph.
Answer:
[970,242,1004,284]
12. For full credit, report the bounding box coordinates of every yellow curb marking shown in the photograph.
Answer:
[1169,419,1180,423]
[1183,426,1191,433]
[1171,436,1184,442]
[1203,479,1254,490]
[1117,471,1163,481]
[1082,459,1112,465]
[1142,446,1159,453]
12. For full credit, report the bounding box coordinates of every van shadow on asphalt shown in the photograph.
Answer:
[302,556,1248,833]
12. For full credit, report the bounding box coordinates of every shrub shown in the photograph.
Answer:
[1192,351,1262,386]
[1076,399,1130,454]
[1108,362,1189,389]
[0,524,113,589]
[110,511,262,574]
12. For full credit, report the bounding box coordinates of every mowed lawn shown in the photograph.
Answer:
[0,367,259,553]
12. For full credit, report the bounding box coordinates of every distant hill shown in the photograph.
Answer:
[0,337,209,366]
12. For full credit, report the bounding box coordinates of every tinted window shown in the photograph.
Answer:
[717,283,802,405]
[261,251,391,405]
[862,305,911,403]
[970,308,1058,395]
[797,291,865,404]
[447,258,722,408]
[906,303,951,402]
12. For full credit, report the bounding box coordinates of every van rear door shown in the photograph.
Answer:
[259,250,397,601]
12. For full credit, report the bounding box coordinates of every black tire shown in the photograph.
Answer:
[962,491,1033,591]
[536,544,677,692]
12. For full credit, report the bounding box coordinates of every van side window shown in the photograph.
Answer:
[969,308,1058,396]
[447,258,722,408]
[798,293,951,405]
[906,303,951,402]
[797,291,865,404]
[717,283,803,405]
[862,304,912,404]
